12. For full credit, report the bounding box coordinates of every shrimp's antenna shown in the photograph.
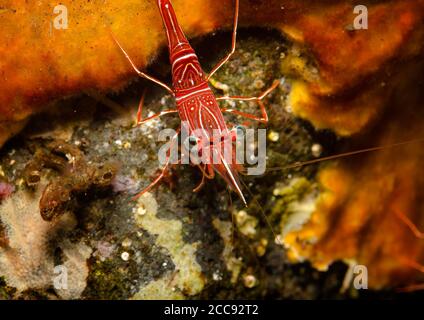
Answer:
[395,209,424,239]
[266,138,424,172]
[239,178,281,245]
[226,187,236,246]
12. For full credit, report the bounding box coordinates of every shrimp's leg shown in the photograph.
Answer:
[111,33,174,95]
[134,89,178,126]
[193,172,206,192]
[397,283,424,293]
[207,0,239,81]
[193,164,215,192]
[223,100,269,124]
[393,209,424,292]
[217,80,280,124]
[132,130,180,200]
[136,109,178,126]
[200,164,215,179]
[395,209,424,239]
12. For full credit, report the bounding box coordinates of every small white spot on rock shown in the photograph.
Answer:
[236,210,247,223]
[137,204,147,216]
[311,143,323,158]
[268,131,280,142]
[123,141,131,149]
[285,105,293,113]
[121,252,130,261]
[243,274,258,288]
[122,238,132,248]
[212,271,223,281]
[275,235,283,246]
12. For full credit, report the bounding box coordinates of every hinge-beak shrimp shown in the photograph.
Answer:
[112,0,279,206]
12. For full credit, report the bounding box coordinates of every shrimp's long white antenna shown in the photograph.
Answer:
[239,178,281,245]
[266,138,424,172]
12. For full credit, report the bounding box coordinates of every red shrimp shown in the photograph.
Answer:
[112,0,279,205]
